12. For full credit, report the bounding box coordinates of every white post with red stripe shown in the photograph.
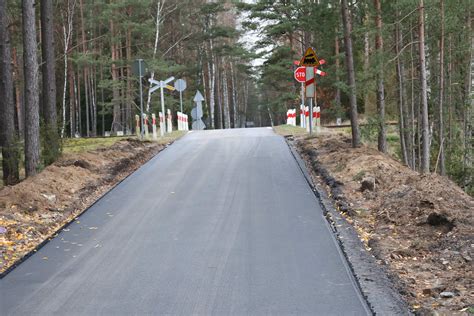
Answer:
[314,106,321,133]
[166,109,172,133]
[135,114,140,137]
[152,113,157,140]
[159,112,165,136]
[143,113,149,138]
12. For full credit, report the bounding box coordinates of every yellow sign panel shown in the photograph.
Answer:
[165,85,175,91]
[300,47,320,67]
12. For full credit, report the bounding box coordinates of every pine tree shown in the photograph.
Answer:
[22,0,41,177]
[41,0,60,165]
[0,0,20,185]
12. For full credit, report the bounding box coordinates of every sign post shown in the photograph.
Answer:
[174,79,187,113]
[299,47,326,135]
[149,76,175,136]
[191,90,206,130]
[294,66,306,128]
[133,59,146,139]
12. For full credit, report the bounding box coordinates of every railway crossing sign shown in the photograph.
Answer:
[149,76,175,136]
[300,47,320,67]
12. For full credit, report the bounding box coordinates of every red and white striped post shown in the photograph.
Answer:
[152,113,157,140]
[159,112,164,136]
[143,114,149,138]
[135,114,140,137]
[305,66,315,134]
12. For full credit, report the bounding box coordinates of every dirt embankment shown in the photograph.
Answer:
[0,139,167,275]
[296,133,473,315]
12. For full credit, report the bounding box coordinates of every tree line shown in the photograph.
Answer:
[0,0,258,186]
[239,0,473,194]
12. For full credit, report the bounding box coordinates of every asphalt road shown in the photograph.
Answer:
[1,128,370,315]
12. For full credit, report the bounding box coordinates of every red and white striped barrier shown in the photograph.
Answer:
[286,109,296,126]
[177,111,189,131]
[152,113,157,140]
[312,106,321,132]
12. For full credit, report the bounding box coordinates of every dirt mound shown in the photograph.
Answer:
[0,139,164,274]
[298,133,473,314]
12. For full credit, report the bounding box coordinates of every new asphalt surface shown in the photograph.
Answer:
[0,128,371,315]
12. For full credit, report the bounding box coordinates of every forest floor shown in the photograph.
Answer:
[0,131,185,275]
[274,125,473,315]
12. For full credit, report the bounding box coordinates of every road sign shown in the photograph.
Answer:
[294,67,306,83]
[191,90,206,130]
[148,76,175,136]
[193,90,204,103]
[132,59,148,77]
[300,47,320,67]
[174,79,186,92]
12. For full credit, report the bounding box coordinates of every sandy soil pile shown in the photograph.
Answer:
[297,132,473,314]
[0,139,164,274]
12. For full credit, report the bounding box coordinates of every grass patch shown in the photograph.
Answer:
[273,125,308,137]
[62,131,186,154]
[62,137,126,154]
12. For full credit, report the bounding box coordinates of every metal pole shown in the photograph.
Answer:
[138,59,144,139]
[310,98,313,134]
[179,90,183,113]
[301,82,305,128]
[160,83,165,137]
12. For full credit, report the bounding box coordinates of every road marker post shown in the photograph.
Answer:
[166,109,172,133]
[143,114,149,138]
[152,113,157,140]
[159,112,164,135]
[135,114,140,137]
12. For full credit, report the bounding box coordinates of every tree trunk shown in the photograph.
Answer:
[0,0,20,185]
[341,0,360,147]
[12,46,24,139]
[419,0,430,173]
[374,0,387,153]
[68,60,76,137]
[41,0,59,164]
[395,17,409,167]
[22,0,41,177]
[79,0,89,137]
[334,31,341,107]
[437,0,446,175]
[110,19,121,133]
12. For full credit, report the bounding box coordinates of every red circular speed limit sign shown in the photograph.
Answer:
[294,66,306,82]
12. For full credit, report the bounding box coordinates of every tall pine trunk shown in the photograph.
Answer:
[22,0,41,177]
[374,0,387,153]
[419,0,430,173]
[0,0,20,185]
[395,17,411,168]
[341,0,360,147]
[437,0,446,175]
[41,0,59,164]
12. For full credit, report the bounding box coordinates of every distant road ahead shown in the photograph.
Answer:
[1,128,370,315]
